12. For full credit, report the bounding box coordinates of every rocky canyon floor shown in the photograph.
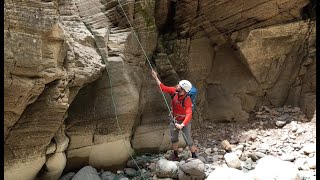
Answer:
[60,106,316,180]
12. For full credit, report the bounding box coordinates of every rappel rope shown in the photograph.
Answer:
[116,0,191,150]
[103,0,193,178]
[116,0,172,114]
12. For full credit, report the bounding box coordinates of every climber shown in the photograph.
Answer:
[151,70,197,161]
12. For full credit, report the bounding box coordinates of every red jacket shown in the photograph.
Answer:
[160,83,192,126]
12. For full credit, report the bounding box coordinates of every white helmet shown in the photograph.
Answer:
[179,80,192,93]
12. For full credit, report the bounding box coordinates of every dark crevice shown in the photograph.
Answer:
[283,21,315,105]
[301,0,317,21]
[130,83,144,149]
[160,1,177,34]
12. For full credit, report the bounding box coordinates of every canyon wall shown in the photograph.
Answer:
[4,0,315,179]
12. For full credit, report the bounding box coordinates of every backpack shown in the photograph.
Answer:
[172,86,198,111]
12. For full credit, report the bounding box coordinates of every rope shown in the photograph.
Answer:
[75,0,147,179]
[112,2,195,178]
[116,0,172,114]
[91,11,147,180]
[116,0,195,156]
[105,65,146,179]
[115,0,193,156]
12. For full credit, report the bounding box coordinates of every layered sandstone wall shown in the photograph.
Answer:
[4,0,315,179]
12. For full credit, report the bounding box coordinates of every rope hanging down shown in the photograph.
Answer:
[105,2,193,179]
[99,1,149,178]
[97,1,174,179]
[116,0,192,147]
[116,0,172,115]
[116,0,192,150]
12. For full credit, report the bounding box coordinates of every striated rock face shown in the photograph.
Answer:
[167,0,309,43]
[203,44,263,122]
[285,22,316,119]
[63,0,159,172]
[4,0,105,179]
[4,0,315,179]
[236,21,316,108]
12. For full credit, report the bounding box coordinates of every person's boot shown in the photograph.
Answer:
[191,152,197,158]
[171,150,179,161]
[171,154,179,161]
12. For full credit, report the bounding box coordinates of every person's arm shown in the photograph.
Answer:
[151,70,176,94]
[152,70,162,85]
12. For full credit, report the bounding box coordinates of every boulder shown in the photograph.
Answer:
[178,158,205,180]
[307,157,316,169]
[275,114,293,127]
[301,143,316,154]
[221,140,232,151]
[294,158,308,170]
[127,159,148,170]
[206,167,253,180]
[252,155,301,180]
[40,152,67,180]
[224,153,241,169]
[280,154,295,162]
[71,166,101,180]
[155,159,178,178]
[124,168,137,177]
[99,171,115,180]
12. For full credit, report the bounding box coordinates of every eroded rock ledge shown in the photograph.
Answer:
[4,0,315,179]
